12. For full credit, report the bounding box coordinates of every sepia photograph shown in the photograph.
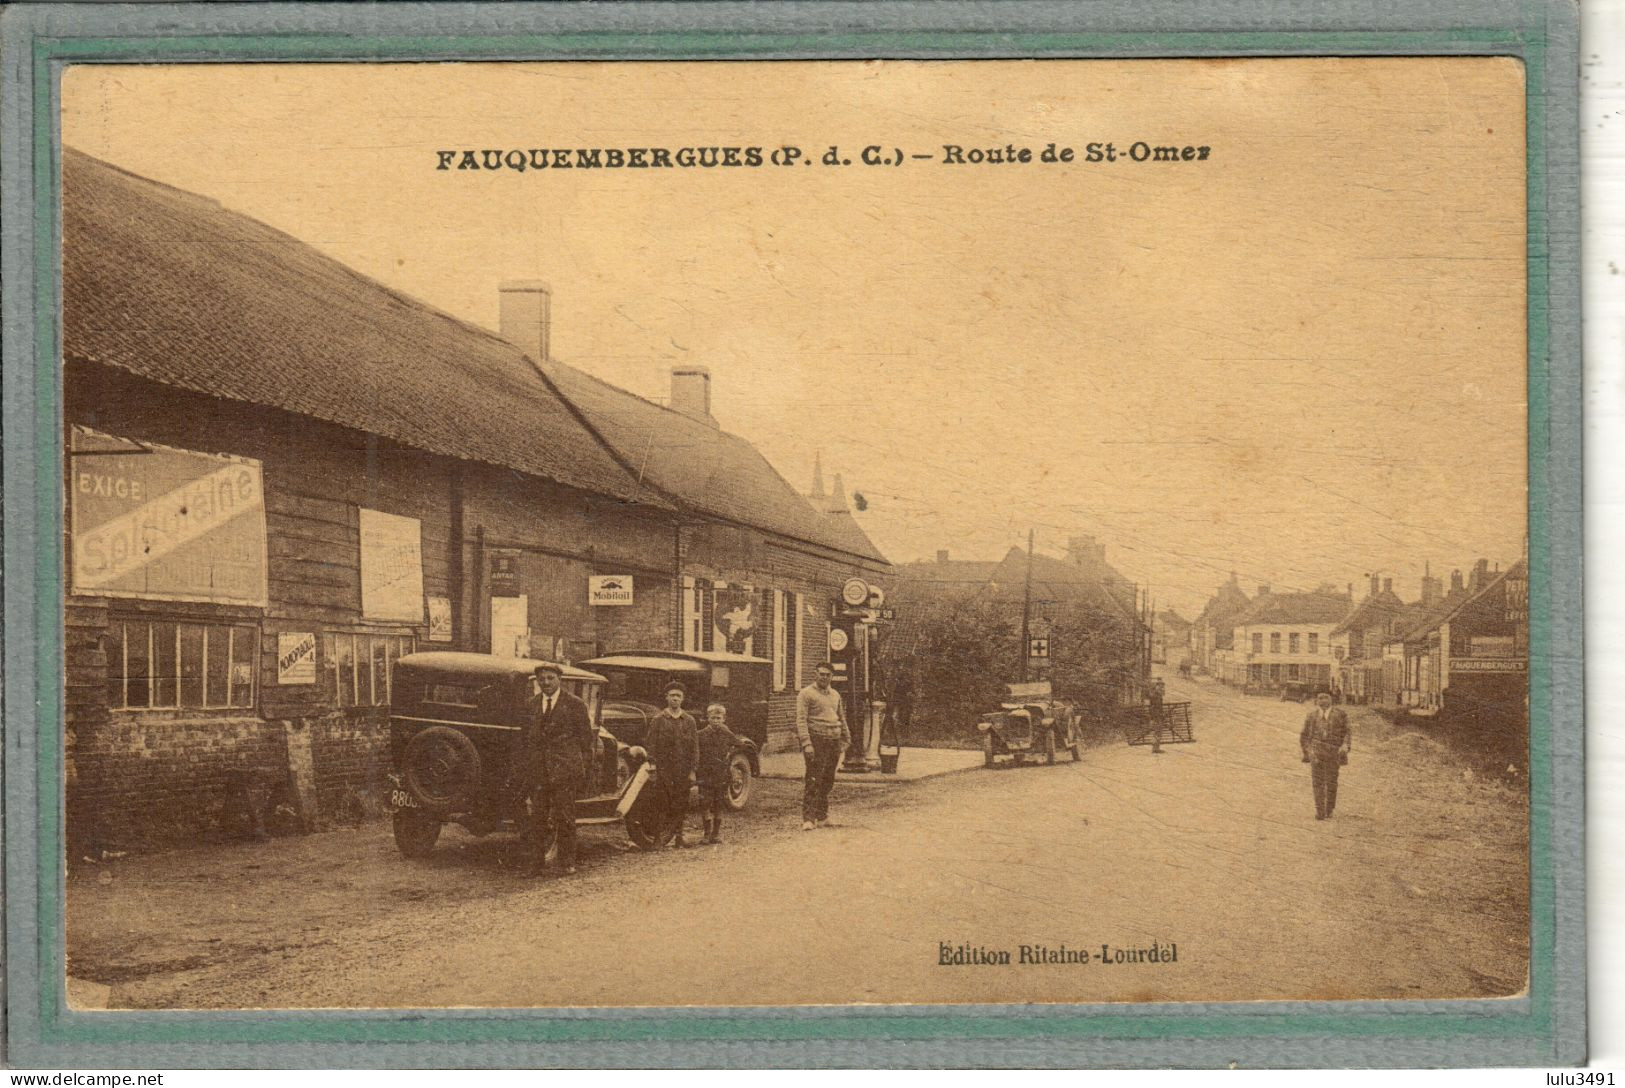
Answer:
[53,54,1536,1014]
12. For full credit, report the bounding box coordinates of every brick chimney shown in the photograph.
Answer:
[498,280,551,363]
[1068,534,1106,567]
[1383,577,1393,596]
[1369,573,1381,598]
[937,550,950,564]
[1257,583,1271,596]
[670,366,717,427]
[1469,557,1490,593]
[1450,568,1465,595]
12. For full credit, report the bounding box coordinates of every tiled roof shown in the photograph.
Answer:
[894,558,1003,585]
[1196,582,1252,627]
[62,148,667,510]
[1330,590,1406,636]
[1395,558,1526,642]
[1233,591,1353,627]
[986,548,1142,625]
[538,357,888,564]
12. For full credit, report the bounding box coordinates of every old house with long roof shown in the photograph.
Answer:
[63,148,886,848]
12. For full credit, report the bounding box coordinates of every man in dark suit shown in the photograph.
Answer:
[522,662,596,875]
[1299,691,1351,820]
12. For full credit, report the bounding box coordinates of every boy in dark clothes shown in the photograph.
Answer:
[644,682,699,847]
[695,703,736,844]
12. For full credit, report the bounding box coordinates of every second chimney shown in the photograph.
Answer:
[670,366,717,427]
[937,550,950,564]
[499,280,551,363]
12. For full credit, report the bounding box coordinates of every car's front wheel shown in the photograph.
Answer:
[624,800,674,850]
[392,810,441,859]
[725,753,754,811]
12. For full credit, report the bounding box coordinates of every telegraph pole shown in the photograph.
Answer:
[1019,528,1035,683]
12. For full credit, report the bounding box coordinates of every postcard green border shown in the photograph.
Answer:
[0,1,1582,1068]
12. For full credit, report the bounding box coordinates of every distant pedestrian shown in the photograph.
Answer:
[522,662,596,875]
[891,671,915,741]
[695,703,736,844]
[1299,692,1351,820]
[645,682,699,847]
[1148,678,1166,754]
[797,663,850,830]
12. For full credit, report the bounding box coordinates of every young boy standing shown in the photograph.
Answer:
[695,703,736,844]
[645,682,699,847]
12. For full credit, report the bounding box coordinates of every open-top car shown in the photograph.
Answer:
[384,652,656,858]
[976,679,1081,767]
[577,650,765,811]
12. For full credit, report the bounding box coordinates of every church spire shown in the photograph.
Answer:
[809,450,826,499]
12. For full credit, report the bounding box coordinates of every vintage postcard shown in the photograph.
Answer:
[1,2,1583,1068]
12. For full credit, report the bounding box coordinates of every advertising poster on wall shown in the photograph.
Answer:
[68,426,267,606]
[358,508,423,624]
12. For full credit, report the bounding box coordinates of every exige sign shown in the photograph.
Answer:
[69,427,268,606]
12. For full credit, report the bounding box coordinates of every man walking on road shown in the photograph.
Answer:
[523,662,597,875]
[1300,691,1351,820]
[797,663,850,831]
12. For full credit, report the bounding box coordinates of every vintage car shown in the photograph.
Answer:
[1279,680,1335,703]
[384,652,658,858]
[577,650,765,811]
[976,680,1081,767]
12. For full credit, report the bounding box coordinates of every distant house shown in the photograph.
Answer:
[1152,608,1192,667]
[1226,586,1351,690]
[889,536,1149,711]
[1330,574,1410,703]
[1190,575,1251,676]
[1386,559,1526,725]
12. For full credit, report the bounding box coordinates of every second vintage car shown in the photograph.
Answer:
[577,649,766,811]
[383,652,661,859]
[976,679,1082,767]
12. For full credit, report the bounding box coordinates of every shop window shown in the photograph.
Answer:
[107,619,258,711]
[324,632,415,707]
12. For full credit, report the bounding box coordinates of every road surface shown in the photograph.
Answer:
[69,673,1528,1008]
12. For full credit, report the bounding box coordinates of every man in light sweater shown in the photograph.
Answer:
[796,663,850,830]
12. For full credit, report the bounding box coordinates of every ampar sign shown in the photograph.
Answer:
[69,427,268,606]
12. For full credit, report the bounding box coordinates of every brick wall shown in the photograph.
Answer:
[69,709,291,851]
[307,710,391,821]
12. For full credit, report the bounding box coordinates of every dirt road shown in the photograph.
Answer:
[68,673,1528,1008]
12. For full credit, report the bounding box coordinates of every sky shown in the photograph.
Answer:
[60,58,1529,615]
